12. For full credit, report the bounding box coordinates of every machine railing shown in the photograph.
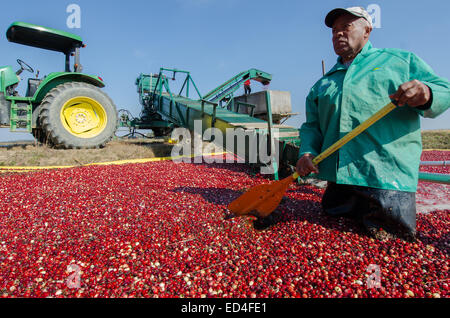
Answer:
[202,69,272,104]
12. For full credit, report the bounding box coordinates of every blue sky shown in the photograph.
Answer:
[0,0,449,142]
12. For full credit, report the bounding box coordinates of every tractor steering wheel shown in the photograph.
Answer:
[16,59,34,75]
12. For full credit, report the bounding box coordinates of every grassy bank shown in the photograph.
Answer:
[0,130,447,168]
[0,140,174,167]
[422,130,450,149]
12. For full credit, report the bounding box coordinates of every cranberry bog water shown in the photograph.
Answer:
[0,151,448,298]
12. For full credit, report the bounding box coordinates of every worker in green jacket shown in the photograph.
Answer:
[296,7,450,241]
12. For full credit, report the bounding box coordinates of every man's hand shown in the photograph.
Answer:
[390,80,431,107]
[296,154,319,177]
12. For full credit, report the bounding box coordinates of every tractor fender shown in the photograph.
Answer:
[32,72,105,127]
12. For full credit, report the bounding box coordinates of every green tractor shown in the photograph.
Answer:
[0,22,117,149]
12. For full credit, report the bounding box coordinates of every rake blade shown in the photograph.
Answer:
[254,189,287,218]
[228,183,273,217]
[228,176,294,218]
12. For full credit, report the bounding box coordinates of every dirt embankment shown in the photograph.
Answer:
[0,131,447,167]
[422,130,450,149]
[0,140,175,167]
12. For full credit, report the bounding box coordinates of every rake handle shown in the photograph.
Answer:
[292,102,397,180]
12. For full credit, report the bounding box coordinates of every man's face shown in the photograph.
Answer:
[332,14,371,60]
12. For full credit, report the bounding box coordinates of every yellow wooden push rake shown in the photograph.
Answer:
[228,102,397,218]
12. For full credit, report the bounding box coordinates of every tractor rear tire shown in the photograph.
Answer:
[32,128,52,146]
[39,82,117,149]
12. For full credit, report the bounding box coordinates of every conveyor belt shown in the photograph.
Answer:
[136,68,301,179]
[151,91,301,178]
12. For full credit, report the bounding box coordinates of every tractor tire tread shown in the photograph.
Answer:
[39,82,117,149]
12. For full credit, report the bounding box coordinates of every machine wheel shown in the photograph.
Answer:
[153,127,172,137]
[39,82,118,149]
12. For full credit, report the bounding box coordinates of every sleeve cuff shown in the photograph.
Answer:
[299,151,319,159]
[416,85,433,111]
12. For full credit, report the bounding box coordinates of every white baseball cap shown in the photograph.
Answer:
[325,7,373,28]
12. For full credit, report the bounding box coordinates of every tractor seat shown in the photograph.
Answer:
[26,78,43,97]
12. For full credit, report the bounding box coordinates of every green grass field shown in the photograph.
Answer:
[422,130,450,150]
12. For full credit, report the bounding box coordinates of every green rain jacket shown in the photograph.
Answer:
[300,41,450,192]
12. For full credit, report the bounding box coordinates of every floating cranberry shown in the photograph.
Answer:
[0,152,448,298]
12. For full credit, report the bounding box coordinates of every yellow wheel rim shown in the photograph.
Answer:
[60,96,108,139]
